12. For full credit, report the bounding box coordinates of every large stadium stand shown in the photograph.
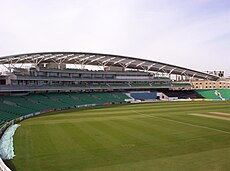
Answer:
[0,92,130,126]
[162,89,230,99]
[130,91,157,100]
[0,52,229,171]
[0,52,225,134]
[217,89,230,99]
[196,90,221,99]
[1,89,229,128]
[161,90,204,99]
[196,89,230,99]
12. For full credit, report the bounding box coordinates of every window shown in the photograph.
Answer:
[49,72,58,77]
[94,74,103,78]
[82,74,91,78]
[72,74,80,78]
[61,73,69,77]
[37,72,46,77]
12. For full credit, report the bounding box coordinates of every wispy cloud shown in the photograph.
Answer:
[0,0,229,75]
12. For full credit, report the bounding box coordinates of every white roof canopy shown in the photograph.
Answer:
[0,52,219,80]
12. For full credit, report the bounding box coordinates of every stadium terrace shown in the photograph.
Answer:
[0,52,230,171]
[0,52,219,92]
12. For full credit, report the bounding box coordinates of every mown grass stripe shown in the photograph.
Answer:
[191,114,230,121]
[11,101,230,171]
[133,110,230,135]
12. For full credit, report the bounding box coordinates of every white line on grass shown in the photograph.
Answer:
[132,110,230,135]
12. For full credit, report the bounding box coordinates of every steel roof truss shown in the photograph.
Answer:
[161,68,167,74]
[73,59,81,65]
[67,54,85,61]
[0,52,220,80]
[79,55,95,63]
[13,57,24,64]
[136,61,145,67]
[2,64,10,71]
[159,65,166,70]
[192,73,197,78]
[147,63,156,71]
[56,55,69,64]
[125,60,136,67]
[181,70,187,74]
[63,54,74,62]
[24,54,41,64]
[43,55,57,61]
[184,72,189,78]
[18,55,28,62]
[114,58,125,64]
[30,54,51,64]
[169,68,177,74]
[34,56,46,65]
[101,57,116,65]
[118,63,126,69]
[88,56,106,64]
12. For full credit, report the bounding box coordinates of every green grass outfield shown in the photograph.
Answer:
[7,101,230,171]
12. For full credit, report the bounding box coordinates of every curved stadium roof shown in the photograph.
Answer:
[0,52,219,80]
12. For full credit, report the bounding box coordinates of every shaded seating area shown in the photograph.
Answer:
[130,92,157,100]
[162,90,204,99]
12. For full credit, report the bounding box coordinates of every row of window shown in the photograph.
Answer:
[32,72,151,79]
[11,80,170,86]
[195,82,230,85]
[195,86,230,89]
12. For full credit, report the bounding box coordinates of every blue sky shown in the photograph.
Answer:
[0,0,229,75]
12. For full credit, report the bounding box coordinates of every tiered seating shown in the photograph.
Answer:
[108,83,130,87]
[217,89,230,99]
[0,98,34,116]
[1,96,42,111]
[93,92,120,103]
[0,92,130,127]
[27,94,67,108]
[196,90,220,99]
[172,83,192,86]
[44,93,76,106]
[130,83,150,87]
[0,111,18,122]
[91,84,109,87]
[23,96,53,111]
[76,93,99,104]
[111,92,130,101]
[130,92,157,100]
[162,90,204,99]
[151,83,171,87]
[66,93,90,105]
